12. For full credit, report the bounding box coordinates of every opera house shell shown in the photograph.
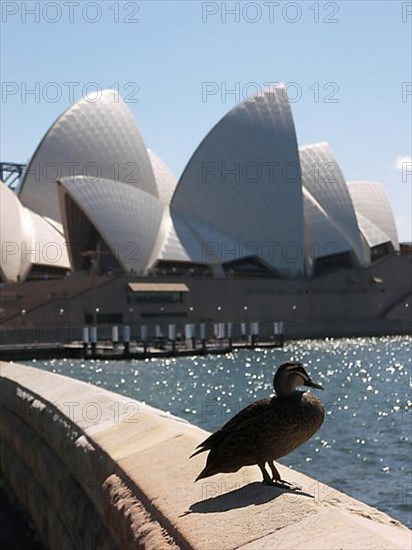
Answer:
[348,180,399,259]
[0,182,69,282]
[1,85,406,322]
[1,85,402,284]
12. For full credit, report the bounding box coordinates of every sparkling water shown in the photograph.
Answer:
[26,336,411,528]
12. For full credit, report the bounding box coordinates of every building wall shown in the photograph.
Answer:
[1,254,411,344]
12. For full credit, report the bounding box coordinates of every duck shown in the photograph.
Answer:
[191,361,324,488]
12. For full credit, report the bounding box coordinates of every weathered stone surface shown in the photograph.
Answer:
[102,474,180,550]
[0,361,411,550]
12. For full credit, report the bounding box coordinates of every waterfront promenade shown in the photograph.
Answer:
[1,361,411,549]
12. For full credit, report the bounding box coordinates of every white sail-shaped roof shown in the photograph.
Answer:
[171,85,305,277]
[29,210,70,269]
[156,211,192,263]
[300,143,367,267]
[10,83,400,282]
[18,90,157,222]
[302,187,356,271]
[58,176,165,275]
[1,183,69,282]
[1,184,32,282]
[347,181,399,250]
[355,212,394,253]
[148,149,178,205]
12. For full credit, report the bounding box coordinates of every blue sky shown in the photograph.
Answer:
[1,0,411,239]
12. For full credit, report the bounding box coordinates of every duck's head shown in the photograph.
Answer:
[273,361,324,397]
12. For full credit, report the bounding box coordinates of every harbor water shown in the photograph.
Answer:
[25,336,411,528]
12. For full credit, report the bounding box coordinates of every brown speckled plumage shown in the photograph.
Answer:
[192,361,325,486]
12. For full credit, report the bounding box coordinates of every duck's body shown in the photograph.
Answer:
[192,362,325,486]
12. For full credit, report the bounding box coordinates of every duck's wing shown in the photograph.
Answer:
[195,412,274,480]
[190,397,272,458]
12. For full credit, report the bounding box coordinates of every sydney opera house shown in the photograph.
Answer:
[1,86,411,343]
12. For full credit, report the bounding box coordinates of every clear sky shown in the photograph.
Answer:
[1,0,411,240]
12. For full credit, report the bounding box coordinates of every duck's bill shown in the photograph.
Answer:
[304,379,324,390]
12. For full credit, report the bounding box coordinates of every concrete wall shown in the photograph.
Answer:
[0,361,411,550]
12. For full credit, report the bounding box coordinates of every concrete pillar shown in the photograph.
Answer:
[90,326,97,356]
[112,326,119,348]
[168,324,176,355]
[82,326,89,357]
[200,323,206,354]
[140,325,148,355]
[123,325,130,356]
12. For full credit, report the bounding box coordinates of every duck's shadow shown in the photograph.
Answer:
[182,481,313,515]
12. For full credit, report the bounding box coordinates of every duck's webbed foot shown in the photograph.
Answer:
[268,461,302,491]
[271,479,302,491]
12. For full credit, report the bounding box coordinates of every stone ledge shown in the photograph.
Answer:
[0,361,410,550]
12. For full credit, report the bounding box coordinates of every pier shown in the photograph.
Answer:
[0,336,283,362]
